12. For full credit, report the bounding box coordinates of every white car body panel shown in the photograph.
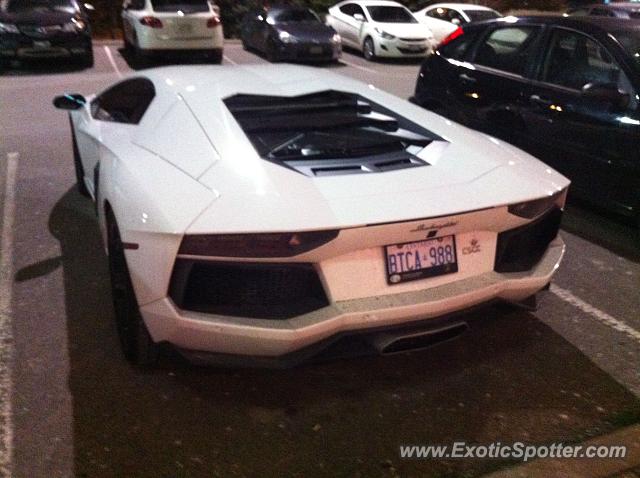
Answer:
[121,0,223,52]
[326,0,436,58]
[415,3,502,44]
[65,64,569,360]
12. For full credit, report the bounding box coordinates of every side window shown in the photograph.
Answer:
[447,10,465,24]
[91,78,155,124]
[473,26,540,76]
[590,7,612,16]
[542,28,636,107]
[340,4,355,16]
[124,0,144,11]
[427,7,447,20]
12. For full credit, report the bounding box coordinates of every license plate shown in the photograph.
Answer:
[385,235,458,285]
[33,41,51,49]
[404,44,423,51]
[309,46,323,54]
[176,23,193,34]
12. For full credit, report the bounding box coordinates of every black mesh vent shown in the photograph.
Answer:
[169,260,329,320]
[494,208,562,273]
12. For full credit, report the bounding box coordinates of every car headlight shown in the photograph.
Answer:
[0,22,19,34]
[374,27,395,40]
[279,31,296,43]
[62,18,87,32]
[331,33,341,44]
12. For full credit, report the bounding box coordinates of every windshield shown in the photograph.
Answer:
[366,6,417,23]
[272,9,320,23]
[5,0,77,13]
[613,30,640,71]
[465,10,501,22]
[150,0,209,13]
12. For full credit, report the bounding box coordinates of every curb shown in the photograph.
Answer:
[483,425,640,478]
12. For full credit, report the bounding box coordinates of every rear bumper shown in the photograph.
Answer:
[140,236,565,359]
[137,27,223,51]
[274,42,341,62]
[0,33,91,59]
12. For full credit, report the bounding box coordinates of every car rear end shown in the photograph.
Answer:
[131,81,569,366]
[136,0,222,55]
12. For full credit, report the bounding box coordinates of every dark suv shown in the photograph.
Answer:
[0,0,94,69]
[412,16,640,224]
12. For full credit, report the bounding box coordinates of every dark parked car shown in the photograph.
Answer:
[568,3,640,20]
[0,0,94,69]
[412,16,640,223]
[240,6,341,63]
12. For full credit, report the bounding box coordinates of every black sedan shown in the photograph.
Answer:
[0,0,93,69]
[412,16,640,224]
[240,6,341,63]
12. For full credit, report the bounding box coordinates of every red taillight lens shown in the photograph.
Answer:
[438,27,463,48]
[178,230,339,258]
[206,16,221,28]
[140,16,163,28]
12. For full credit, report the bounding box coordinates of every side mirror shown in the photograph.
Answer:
[84,3,95,11]
[353,13,365,22]
[451,17,461,25]
[582,82,630,111]
[53,94,86,110]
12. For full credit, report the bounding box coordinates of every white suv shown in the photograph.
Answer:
[121,0,223,63]
[326,0,435,61]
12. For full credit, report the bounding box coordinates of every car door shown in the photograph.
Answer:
[334,3,365,48]
[448,24,543,142]
[519,27,640,212]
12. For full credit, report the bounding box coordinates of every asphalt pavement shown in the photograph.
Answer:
[0,41,639,478]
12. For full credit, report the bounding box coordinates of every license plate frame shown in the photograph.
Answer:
[309,46,323,55]
[385,235,458,285]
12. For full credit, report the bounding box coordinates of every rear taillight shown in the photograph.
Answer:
[139,16,163,28]
[206,16,221,28]
[178,230,339,258]
[438,27,463,48]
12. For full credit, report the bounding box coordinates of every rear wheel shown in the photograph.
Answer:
[363,37,376,61]
[107,210,159,367]
[80,47,94,68]
[210,49,223,64]
[266,39,279,63]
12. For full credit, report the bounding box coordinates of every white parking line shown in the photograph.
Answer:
[0,152,18,478]
[223,55,238,65]
[550,284,640,342]
[338,58,378,74]
[103,45,123,78]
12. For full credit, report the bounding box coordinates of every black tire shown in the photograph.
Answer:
[70,118,91,197]
[210,49,223,64]
[107,210,159,367]
[363,37,376,61]
[266,39,279,63]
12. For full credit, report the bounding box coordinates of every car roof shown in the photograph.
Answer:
[338,0,406,7]
[423,3,497,11]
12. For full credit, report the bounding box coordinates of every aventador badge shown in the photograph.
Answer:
[462,238,481,255]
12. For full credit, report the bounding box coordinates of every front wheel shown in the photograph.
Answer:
[107,210,159,367]
[363,37,376,61]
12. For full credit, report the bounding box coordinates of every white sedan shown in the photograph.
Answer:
[121,0,223,62]
[326,0,436,60]
[53,65,568,367]
[414,3,502,44]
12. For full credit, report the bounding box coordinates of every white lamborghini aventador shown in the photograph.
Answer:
[53,65,569,367]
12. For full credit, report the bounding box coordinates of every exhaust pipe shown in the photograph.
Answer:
[370,322,468,355]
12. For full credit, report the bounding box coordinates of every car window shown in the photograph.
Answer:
[568,8,590,16]
[465,10,500,22]
[473,26,540,76]
[272,9,320,23]
[91,78,155,124]
[124,0,145,10]
[339,3,365,17]
[439,27,481,59]
[591,7,613,16]
[5,0,77,13]
[150,0,209,13]
[542,28,636,106]
[366,6,417,23]
[447,9,465,24]
[426,7,448,20]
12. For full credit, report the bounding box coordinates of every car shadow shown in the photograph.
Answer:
[47,187,640,478]
[117,47,218,71]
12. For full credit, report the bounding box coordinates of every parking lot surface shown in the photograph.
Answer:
[1,42,639,478]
